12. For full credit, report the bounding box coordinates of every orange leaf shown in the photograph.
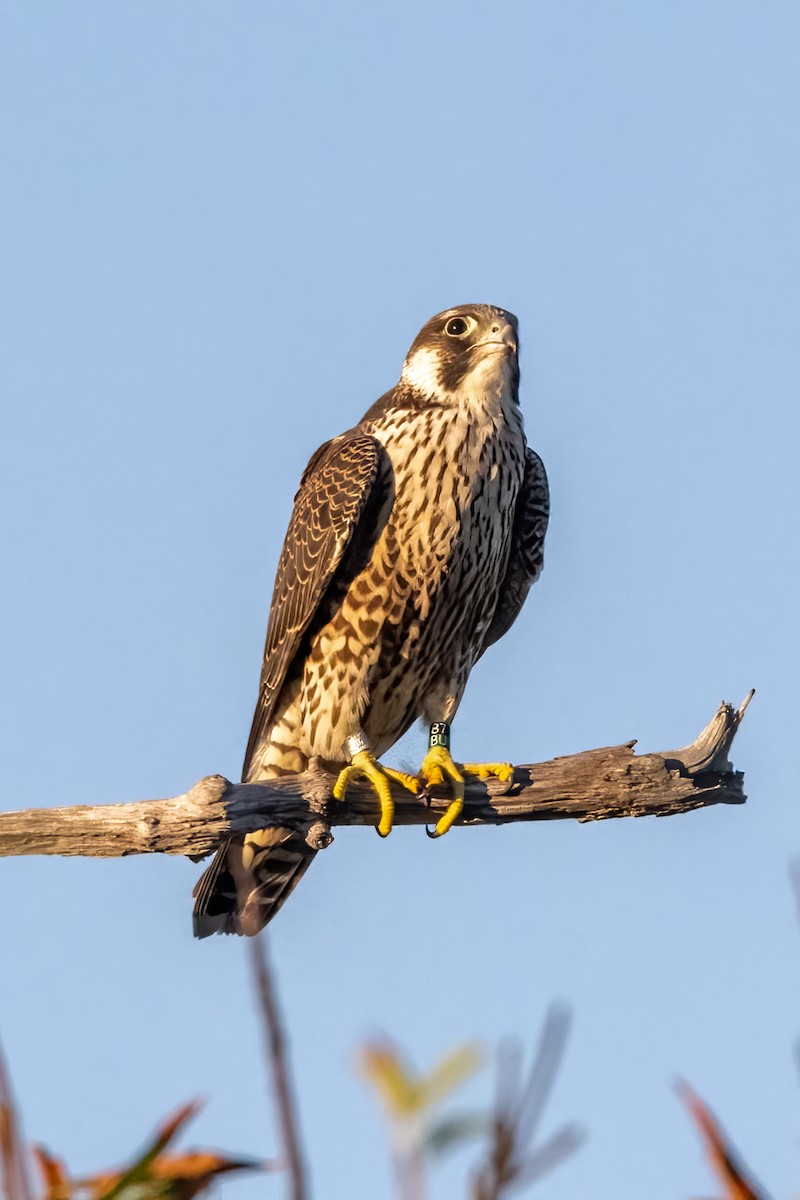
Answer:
[84,1151,267,1200]
[31,1147,70,1200]
[78,1101,267,1200]
[151,1103,204,1153]
[678,1081,766,1200]
[359,1041,419,1117]
[0,1043,34,1200]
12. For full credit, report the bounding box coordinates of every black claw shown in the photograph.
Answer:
[423,791,438,838]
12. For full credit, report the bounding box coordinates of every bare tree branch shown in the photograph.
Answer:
[0,693,753,861]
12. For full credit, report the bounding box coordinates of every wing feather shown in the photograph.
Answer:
[243,431,391,774]
[481,447,549,655]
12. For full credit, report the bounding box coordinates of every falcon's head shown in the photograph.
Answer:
[400,304,519,406]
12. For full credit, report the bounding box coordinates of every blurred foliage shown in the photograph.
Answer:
[359,1035,486,1200]
[469,1008,583,1200]
[361,1038,483,1125]
[679,1082,766,1200]
[360,1007,583,1200]
[0,1049,267,1200]
[0,946,787,1200]
[0,1045,31,1200]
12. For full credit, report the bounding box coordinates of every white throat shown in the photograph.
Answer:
[401,345,518,424]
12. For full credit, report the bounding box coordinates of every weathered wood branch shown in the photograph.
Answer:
[0,693,753,860]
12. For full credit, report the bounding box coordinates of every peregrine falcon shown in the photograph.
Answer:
[193,304,549,937]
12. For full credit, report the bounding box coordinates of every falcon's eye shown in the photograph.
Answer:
[444,317,470,338]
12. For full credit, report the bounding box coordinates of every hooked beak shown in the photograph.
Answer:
[471,321,518,356]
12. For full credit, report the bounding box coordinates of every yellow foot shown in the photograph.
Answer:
[333,750,418,838]
[461,762,514,783]
[419,745,465,838]
[420,748,514,837]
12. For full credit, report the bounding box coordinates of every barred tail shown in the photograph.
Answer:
[192,831,316,937]
[192,742,314,938]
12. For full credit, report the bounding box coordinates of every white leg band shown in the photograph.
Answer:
[343,732,371,760]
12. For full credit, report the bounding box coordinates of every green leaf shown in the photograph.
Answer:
[95,1103,202,1200]
[424,1111,489,1158]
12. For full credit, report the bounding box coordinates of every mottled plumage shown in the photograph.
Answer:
[193,304,549,937]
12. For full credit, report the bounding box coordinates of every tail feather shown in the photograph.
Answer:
[192,841,238,937]
[192,830,316,938]
[193,715,316,938]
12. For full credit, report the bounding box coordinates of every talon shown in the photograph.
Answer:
[427,794,464,838]
[333,750,417,838]
[419,745,465,838]
[420,750,514,837]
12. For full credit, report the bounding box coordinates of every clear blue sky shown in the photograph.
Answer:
[2,2,799,1196]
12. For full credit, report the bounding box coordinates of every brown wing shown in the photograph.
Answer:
[480,447,550,655]
[243,431,391,775]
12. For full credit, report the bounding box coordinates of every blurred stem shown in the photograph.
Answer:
[394,1142,427,1200]
[0,1042,33,1200]
[249,935,309,1200]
